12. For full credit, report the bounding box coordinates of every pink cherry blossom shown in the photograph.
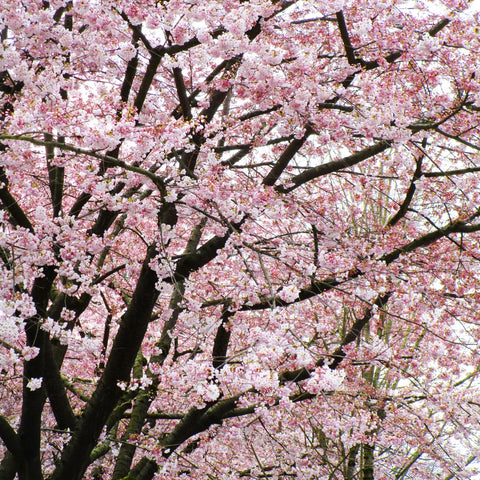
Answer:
[0,1,479,479]
[26,377,43,391]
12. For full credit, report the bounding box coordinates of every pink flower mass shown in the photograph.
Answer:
[1,0,480,478]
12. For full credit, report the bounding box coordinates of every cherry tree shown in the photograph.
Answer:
[1,0,480,478]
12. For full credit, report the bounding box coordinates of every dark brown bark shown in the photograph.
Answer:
[51,246,159,480]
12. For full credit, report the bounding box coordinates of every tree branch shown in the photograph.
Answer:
[0,135,164,188]
[278,140,392,192]
[212,307,234,370]
[263,128,312,186]
[133,48,164,114]
[424,166,480,177]
[381,216,480,264]
[125,457,158,480]
[0,167,35,232]
[171,218,245,282]
[336,11,358,65]
[387,139,425,227]
[158,294,392,454]
[120,30,140,104]
[18,265,57,480]
[45,133,65,218]
[160,395,242,455]
[172,67,192,121]
[241,212,480,312]
[43,340,77,430]
[0,416,22,464]
[51,246,160,480]
[279,293,392,383]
